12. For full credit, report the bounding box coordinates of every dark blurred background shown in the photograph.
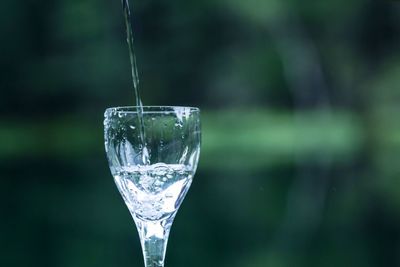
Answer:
[1,0,400,266]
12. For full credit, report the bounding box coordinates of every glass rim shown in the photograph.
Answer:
[105,106,200,115]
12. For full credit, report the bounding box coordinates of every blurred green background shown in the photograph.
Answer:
[1,0,400,266]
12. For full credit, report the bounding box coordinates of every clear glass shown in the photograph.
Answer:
[104,106,201,267]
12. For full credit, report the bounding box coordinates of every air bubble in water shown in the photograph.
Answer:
[175,122,183,128]
[114,163,192,220]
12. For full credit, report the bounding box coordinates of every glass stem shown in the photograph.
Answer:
[135,217,174,267]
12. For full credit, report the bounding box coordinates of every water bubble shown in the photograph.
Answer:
[129,125,136,130]
[175,122,183,128]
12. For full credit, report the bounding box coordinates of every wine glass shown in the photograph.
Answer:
[104,106,201,267]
